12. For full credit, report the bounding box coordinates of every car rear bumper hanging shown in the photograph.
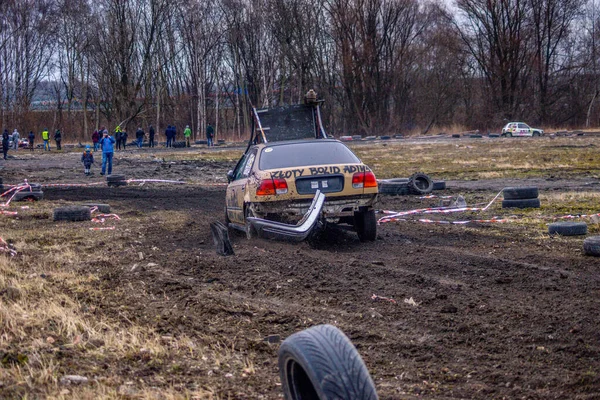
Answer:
[246,190,325,241]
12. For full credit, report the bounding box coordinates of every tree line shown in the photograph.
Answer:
[0,0,598,142]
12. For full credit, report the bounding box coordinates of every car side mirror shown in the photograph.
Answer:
[227,170,234,182]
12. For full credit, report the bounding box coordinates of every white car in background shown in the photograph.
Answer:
[501,122,544,137]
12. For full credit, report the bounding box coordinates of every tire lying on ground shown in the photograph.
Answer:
[583,236,600,256]
[53,206,92,222]
[432,180,446,190]
[82,203,111,213]
[377,179,410,195]
[278,324,378,400]
[107,174,127,187]
[12,191,44,201]
[503,187,539,200]
[380,135,391,140]
[173,141,187,148]
[548,221,588,236]
[451,134,460,138]
[407,172,433,195]
[501,198,541,209]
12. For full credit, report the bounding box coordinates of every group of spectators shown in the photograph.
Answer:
[1,128,63,159]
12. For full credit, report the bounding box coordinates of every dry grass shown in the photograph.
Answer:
[348,136,600,179]
[0,205,254,398]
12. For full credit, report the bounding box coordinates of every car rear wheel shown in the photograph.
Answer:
[533,132,540,137]
[505,132,512,137]
[355,210,377,242]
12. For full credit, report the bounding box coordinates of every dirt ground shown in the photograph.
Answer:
[1,140,599,399]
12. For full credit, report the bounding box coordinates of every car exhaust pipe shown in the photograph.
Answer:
[246,190,325,241]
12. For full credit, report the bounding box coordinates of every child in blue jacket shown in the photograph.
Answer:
[81,146,94,175]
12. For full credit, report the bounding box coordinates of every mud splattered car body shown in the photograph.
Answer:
[226,97,378,241]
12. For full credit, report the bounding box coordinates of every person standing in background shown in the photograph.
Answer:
[148,124,155,148]
[206,124,214,147]
[2,129,9,160]
[184,125,191,147]
[28,131,35,152]
[12,129,19,150]
[41,128,50,151]
[54,129,62,150]
[99,130,115,175]
[135,127,144,148]
[92,129,100,151]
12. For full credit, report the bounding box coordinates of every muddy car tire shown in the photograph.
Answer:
[107,174,127,187]
[278,324,378,400]
[407,172,433,195]
[583,236,600,256]
[12,191,44,201]
[548,222,588,236]
[503,187,539,200]
[355,210,377,242]
[82,203,111,213]
[501,198,541,209]
[53,206,92,222]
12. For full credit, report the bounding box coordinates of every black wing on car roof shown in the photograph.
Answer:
[254,104,318,142]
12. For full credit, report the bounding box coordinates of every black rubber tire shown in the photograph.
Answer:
[378,179,410,195]
[451,134,460,138]
[354,210,377,241]
[503,187,539,200]
[583,236,600,256]
[82,203,111,213]
[407,172,433,195]
[278,324,378,400]
[53,206,92,222]
[173,141,187,148]
[432,181,446,190]
[107,174,127,187]
[488,134,500,138]
[393,134,403,139]
[501,198,541,209]
[505,132,513,137]
[195,140,208,145]
[380,135,391,140]
[470,134,482,138]
[548,222,588,236]
[12,191,44,201]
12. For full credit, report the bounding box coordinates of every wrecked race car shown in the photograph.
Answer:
[225,91,378,241]
[225,139,378,241]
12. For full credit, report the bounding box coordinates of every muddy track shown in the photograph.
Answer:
[44,184,598,399]
[2,149,599,398]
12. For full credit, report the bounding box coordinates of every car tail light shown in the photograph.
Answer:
[352,171,377,189]
[256,178,288,196]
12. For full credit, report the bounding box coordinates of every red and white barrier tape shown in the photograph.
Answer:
[89,226,116,231]
[0,237,17,257]
[91,213,121,224]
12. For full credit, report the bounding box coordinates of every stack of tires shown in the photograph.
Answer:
[501,187,540,209]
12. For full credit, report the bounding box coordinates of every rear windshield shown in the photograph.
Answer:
[259,141,360,170]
